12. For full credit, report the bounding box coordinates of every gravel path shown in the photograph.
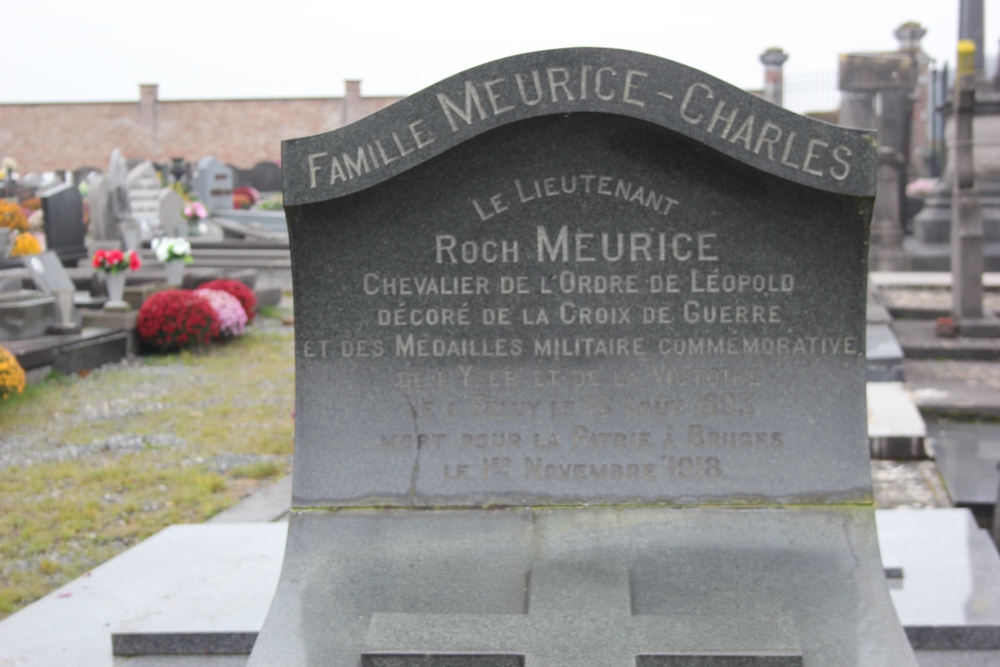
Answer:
[0,360,189,471]
[1,317,295,474]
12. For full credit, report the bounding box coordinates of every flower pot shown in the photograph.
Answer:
[120,220,141,252]
[104,271,128,310]
[165,261,185,287]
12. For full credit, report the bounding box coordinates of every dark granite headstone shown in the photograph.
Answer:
[249,161,282,192]
[40,182,88,265]
[251,49,914,667]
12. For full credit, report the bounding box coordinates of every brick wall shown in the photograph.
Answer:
[0,82,403,174]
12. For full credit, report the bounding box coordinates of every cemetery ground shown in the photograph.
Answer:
[0,302,294,620]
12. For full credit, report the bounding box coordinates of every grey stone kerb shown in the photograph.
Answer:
[282,48,875,205]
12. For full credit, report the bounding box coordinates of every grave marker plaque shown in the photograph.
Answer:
[251,49,916,667]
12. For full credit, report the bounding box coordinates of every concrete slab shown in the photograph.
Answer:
[904,360,1000,417]
[876,509,1000,649]
[0,523,286,667]
[208,476,291,524]
[868,382,927,458]
[3,511,999,666]
[867,323,905,381]
[914,650,1000,667]
[869,272,1000,289]
[867,303,891,324]
[874,286,1000,321]
[930,424,1000,506]
[893,320,1000,361]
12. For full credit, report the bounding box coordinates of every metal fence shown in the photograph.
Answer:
[782,71,840,116]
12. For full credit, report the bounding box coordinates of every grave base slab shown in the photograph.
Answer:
[249,507,915,667]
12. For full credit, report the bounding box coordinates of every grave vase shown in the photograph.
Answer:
[164,261,185,287]
[119,219,141,252]
[0,229,10,257]
[104,271,128,310]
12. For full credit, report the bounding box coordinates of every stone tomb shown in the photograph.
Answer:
[0,289,56,340]
[193,157,234,214]
[252,49,913,666]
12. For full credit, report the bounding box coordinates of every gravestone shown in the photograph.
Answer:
[22,250,81,332]
[104,149,131,242]
[86,173,111,240]
[40,182,88,266]
[249,161,282,192]
[194,157,234,214]
[126,161,162,230]
[158,188,187,237]
[23,251,76,295]
[252,49,915,667]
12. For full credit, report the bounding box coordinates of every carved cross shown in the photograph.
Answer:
[362,562,801,667]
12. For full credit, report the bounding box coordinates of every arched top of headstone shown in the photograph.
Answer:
[282,47,876,206]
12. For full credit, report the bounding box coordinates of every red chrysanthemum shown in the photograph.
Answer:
[137,289,219,353]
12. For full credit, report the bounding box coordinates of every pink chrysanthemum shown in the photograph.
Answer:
[195,288,248,338]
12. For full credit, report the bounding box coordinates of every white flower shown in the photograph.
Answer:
[152,237,193,262]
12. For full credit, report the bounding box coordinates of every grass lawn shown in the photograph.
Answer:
[0,322,295,619]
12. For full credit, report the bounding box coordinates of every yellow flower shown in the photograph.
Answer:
[0,345,26,400]
[0,201,28,232]
[10,231,41,256]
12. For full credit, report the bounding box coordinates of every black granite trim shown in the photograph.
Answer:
[52,330,127,375]
[282,48,875,206]
[904,625,1000,650]
[363,654,524,667]
[111,631,258,655]
[10,345,55,371]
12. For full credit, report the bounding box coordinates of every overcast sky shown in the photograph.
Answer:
[5,0,998,112]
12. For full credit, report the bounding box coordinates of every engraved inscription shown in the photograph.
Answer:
[303,62,858,194]
[300,163,860,495]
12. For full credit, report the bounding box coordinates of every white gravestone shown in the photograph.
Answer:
[194,157,234,215]
[86,174,112,240]
[158,189,187,238]
[127,161,162,230]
